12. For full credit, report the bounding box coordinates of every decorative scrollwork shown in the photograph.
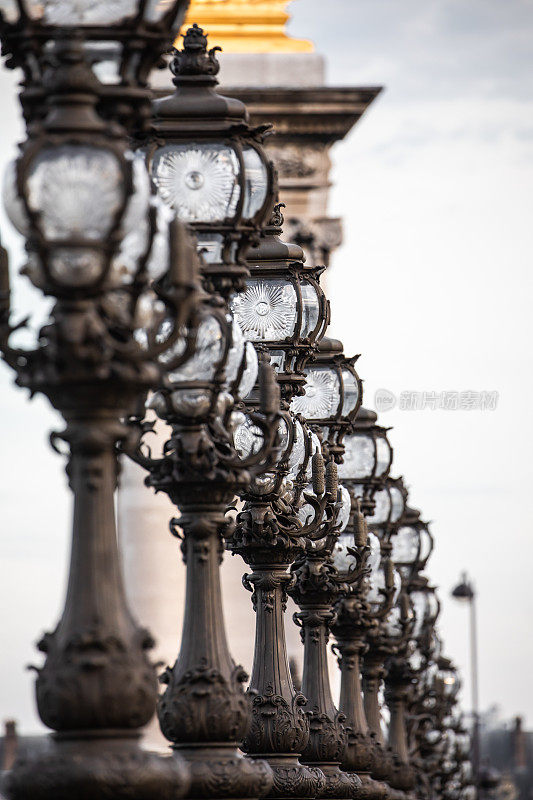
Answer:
[158,662,249,744]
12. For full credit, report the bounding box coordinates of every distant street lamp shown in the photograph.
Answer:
[451,573,480,799]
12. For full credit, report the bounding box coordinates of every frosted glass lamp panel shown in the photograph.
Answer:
[391,525,419,566]
[233,414,264,460]
[341,368,360,417]
[335,485,351,533]
[290,366,340,420]
[237,341,258,399]
[26,145,123,240]
[367,532,382,576]
[151,143,240,223]
[231,278,297,342]
[300,278,320,338]
[375,435,391,477]
[332,530,356,573]
[338,433,374,480]
[389,486,405,523]
[224,317,245,388]
[366,488,391,525]
[167,315,223,383]
[242,146,268,220]
[111,154,151,285]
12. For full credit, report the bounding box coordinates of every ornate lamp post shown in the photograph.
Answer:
[137,24,276,297]
[357,478,408,794]
[328,410,393,799]
[228,204,337,800]
[126,287,280,799]
[285,339,363,798]
[0,36,197,800]
[384,508,437,797]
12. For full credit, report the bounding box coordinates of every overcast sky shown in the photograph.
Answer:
[1,0,532,733]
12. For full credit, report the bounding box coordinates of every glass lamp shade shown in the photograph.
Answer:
[278,416,306,473]
[367,532,382,576]
[375,434,392,477]
[411,589,429,639]
[26,145,124,241]
[300,278,321,337]
[366,567,386,613]
[232,412,264,460]
[392,525,419,569]
[338,432,375,481]
[3,147,153,291]
[150,143,241,225]
[149,142,269,228]
[242,146,269,220]
[418,524,433,564]
[224,317,245,389]
[332,529,356,573]
[231,278,298,342]
[335,484,352,534]
[366,487,391,525]
[236,341,258,399]
[166,314,224,385]
[341,367,360,417]
[290,365,341,421]
[389,485,405,523]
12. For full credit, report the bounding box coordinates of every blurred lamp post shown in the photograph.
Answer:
[451,572,480,799]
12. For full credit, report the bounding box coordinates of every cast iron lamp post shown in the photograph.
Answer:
[383,506,438,797]
[126,284,280,799]
[137,24,276,297]
[328,409,393,800]
[229,203,341,800]
[284,338,364,798]
[0,36,198,800]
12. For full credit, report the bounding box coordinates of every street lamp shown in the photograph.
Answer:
[0,37,197,800]
[231,203,328,402]
[337,407,393,515]
[229,205,343,800]
[452,572,480,799]
[137,24,276,297]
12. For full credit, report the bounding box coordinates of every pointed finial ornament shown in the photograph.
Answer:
[170,23,221,80]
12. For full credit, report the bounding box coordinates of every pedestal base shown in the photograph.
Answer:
[4,731,190,800]
[174,744,273,799]
[301,762,362,799]
[252,754,326,799]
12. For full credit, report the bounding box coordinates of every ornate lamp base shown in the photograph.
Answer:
[5,731,190,800]
[300,762,361,799]
[172,745,272,799]
[249,754,326,799]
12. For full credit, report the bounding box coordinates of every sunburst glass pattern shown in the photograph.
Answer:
[231,278,297,341]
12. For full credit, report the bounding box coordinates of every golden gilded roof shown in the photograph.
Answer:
[180,0,313,53]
